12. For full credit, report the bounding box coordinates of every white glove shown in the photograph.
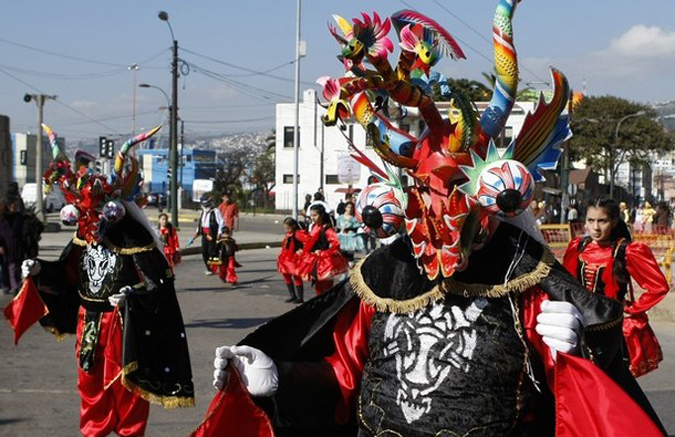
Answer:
[213,345,278,397]
[21,259,41,279]
[108,286,132,308]
[535,300,585,361]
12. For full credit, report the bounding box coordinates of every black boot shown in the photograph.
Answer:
[294,284,304,304]
[285,283,298,302]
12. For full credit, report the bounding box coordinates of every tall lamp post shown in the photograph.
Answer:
[23,93,56,224]
[158,10,179,229]
[291,0,302,219]
[128,64,140,136]
[611,111,645,198]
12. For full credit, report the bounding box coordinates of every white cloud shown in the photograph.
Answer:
[609,25,675,58]
[69,100,98,110]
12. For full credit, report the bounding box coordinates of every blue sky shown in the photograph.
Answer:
[1,0,674,142]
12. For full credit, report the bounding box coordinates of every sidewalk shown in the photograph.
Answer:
[38,208,285,261]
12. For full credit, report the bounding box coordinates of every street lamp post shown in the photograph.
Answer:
[611,111,645,198]
[23,93,56,224]
[158,10,180,229]
[291,0,302,219]
[128,64,140,136]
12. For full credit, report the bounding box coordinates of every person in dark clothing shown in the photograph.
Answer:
[0,195,43,294]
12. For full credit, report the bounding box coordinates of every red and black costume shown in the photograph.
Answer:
[217,236,240,285]
[193,224,665,436]
[297,224,348,295]
[563,237,669,376]
[33,214,194,436]
[277,229,307,302]
[4,125,194,436]
[160,223,180,268]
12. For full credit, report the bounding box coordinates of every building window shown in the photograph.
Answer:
[325,174,340,185]
[283,174,299,184]
[400,123,410,133]
[284,127,299,148]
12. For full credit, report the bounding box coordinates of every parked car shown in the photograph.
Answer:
[147,192,167,209]
[21,183,66,212]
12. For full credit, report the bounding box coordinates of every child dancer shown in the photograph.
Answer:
[277,217,306,303]
[158,213,180,268]
[216,226,239,287]
[297,204,348,295]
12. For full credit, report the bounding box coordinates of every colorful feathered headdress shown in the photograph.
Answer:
[319,1,571,280]
[42,124,162,244]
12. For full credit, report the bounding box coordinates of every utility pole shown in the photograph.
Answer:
[291,0,302,219]
[170,39,179,228]
[560,89,572,224]
[24,93,56,224]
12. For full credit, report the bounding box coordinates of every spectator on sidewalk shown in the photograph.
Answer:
[0,195,43,294]
[218,191,239,234]
[336,201,364,265]
[619,202,632,224]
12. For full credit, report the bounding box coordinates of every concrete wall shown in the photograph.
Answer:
[0,116,11,196]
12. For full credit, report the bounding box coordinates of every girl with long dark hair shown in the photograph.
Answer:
[297,204,348,295]
[563,196,669,377]
[277,217,306,303]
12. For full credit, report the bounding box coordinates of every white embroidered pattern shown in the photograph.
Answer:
[383,298,487,424]
[84,245,117,294]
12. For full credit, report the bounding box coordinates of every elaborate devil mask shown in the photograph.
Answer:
[42,124,162,244]
[320,3,571,279]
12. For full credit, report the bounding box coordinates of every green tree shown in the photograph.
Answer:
[249,132,276,209]
[432,78,492,102]
[569,96,673,187]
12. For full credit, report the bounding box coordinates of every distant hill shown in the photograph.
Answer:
[66,131,271,157]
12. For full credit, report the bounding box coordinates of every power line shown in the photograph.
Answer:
[0,67,123,134]
[0,62,127,80]
[182,47,316,86]
[187,61,293,102]
[0,36,128,67]
[183,115,275,124]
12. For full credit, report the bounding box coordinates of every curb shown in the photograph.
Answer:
[181,241,281,256]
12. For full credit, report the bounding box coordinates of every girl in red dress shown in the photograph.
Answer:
[158,213,180,268]
[277,217,306,303]
[297,204,349,296]
[563,197,669,377]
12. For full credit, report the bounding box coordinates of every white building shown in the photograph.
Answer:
[10,133,59,189]
[0,115,11,195]
[275,89,537,212]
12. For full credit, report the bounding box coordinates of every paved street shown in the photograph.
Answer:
[2,217,675,436]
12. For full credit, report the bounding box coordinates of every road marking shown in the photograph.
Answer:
[0,388,76,394]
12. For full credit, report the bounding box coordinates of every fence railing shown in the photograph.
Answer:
[539,223,673,285]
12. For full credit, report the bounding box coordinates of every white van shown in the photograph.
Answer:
[21,183,66,212]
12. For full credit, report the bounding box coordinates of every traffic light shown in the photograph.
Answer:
[99,137,107,158]
[95,159,102,174]
[106,140,115,159]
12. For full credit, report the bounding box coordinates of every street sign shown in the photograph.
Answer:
[98,136,107,158]
[337,154,360,184]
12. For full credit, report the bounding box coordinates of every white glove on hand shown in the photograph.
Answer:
[535,300,585,361]
[21,259,41,279]
[213,345,278,397]
[108,286,132,308]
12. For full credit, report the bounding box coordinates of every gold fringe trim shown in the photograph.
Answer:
[349,250,556,314]
[43,325,69,342]
[585,315,623,332]
[119,361,195,409]
[72,233,156,255]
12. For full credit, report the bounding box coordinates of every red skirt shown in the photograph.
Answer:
[297,251,349,282]
[623,312,663,377]
[277,250,299,276]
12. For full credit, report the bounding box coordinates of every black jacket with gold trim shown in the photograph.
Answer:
[238,222,664,436]
[34,214,194,409]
